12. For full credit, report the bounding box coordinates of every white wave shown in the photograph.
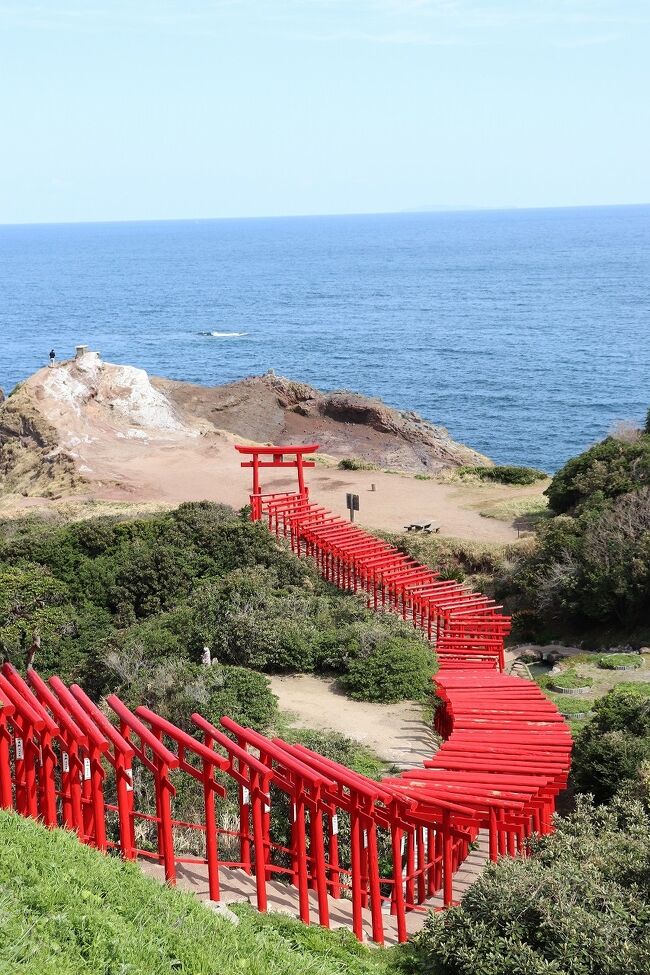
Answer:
[198,330,248,338]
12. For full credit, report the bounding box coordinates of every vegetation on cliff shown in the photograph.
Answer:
[506,425,650,641]
[383,419,650,647]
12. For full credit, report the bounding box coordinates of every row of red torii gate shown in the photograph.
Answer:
[0,445,572,946]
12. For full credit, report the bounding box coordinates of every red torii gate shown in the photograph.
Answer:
[235,444,319,520]
[0,662,571,945]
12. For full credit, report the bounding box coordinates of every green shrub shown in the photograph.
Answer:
[406,792,650,975]
[571,687,650,802]
[285,728,386,779]
[549,669,593,690]
[339,635,436,703]
[457,465,547,485]
[508,486,650,631]
[598,653,643,670]
[0,563,111,680]
[457,425,650,643]
[545,433,650,514]
[337,457,375,471]
[187,566,326,672]
[108,657,279,735]
[0,503,438,705]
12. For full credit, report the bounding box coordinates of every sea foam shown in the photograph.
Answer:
[198,330,248,338]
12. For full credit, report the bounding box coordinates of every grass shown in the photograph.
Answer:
[274,716,390,779]
[479,496,549,522]
[546,693,596,716]
[527,654,650,735]
[598,653,643,670]
[0,811,398,975]
[455,465,548,486]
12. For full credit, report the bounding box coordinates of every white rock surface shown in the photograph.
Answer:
[42,352,198,441]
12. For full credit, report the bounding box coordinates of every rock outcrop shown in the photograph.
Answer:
[0,382,81,497]
[0,354,490,502]
[155,372,490,473]
[0,352,206,499]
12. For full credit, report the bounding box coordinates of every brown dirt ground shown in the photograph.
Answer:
[0,448,545,544]
[269,674,436,769]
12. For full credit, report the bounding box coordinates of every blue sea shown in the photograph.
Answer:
[1,206,648,472]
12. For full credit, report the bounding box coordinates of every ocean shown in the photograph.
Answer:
[1,205,648,472]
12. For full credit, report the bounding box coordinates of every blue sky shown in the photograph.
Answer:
[1,1,649,223]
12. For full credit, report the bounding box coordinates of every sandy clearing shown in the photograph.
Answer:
[269,673,437,770]
[0,436,543,543]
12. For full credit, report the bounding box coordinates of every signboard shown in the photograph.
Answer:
[346,493,360,521]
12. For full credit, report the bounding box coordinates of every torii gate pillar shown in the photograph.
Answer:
[235,444,319,520]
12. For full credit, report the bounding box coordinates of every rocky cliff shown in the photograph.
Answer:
[155,372,490,473]
[0,354,490,502]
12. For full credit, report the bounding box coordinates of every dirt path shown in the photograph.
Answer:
[269,674,437,769]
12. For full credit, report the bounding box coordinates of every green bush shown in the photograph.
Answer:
[0,502,310,624]
[285,728,386,780]
[457,465,547,485]
[188,567,322,672]
[488,423,650,641]
[571,686,650,802]
[549,669,593,690]
[337,457,375,471]
[339,635,436,703]
[0,503,437,705]
[0,563,111,679]
[598,653,643,670]
[108,657,279,735]
[545,434,650,514]
[508,484,650,632]
[405,792,650,975]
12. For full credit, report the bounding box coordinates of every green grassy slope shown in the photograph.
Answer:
[0,811,397,975]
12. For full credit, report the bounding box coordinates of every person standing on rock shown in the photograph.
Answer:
[49,349,56,366]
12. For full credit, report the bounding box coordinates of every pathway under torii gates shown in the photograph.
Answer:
[0,445,572,947]
[235,443,510,669]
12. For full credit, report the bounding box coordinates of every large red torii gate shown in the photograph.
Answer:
[235,443,319,520]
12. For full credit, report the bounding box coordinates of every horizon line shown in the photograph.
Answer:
[1,201,649,229]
